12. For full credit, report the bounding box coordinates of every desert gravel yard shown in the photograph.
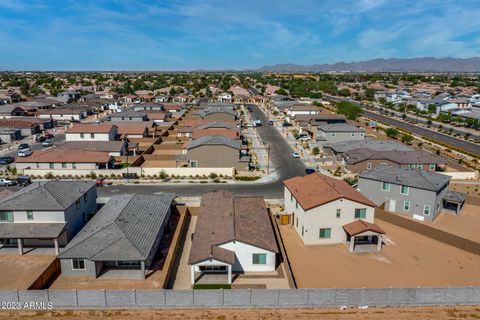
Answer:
[279,220,480,288]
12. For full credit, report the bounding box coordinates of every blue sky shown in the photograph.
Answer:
[1,0,480,70]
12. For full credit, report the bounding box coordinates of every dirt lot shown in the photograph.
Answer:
[2,306,479,320]
[280,220,480,288]
[0,252,56,290]
[450,182,480,197]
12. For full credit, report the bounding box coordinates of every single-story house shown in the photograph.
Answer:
[56,141,128,157]
[38,108,86,121]
[109,111,148,122]
[65,124,118,142]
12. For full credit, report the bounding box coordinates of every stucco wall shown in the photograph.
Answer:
[186,145,246,171]
[219,240,276,272]
[65,131,115,142]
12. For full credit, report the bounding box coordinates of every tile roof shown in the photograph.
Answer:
[283,173,376,211]
[60,193,175,261]
[344,148,447,165]
[342,220,385,236]
[186,135,240,150]
[0,223,66,239]
[188,191,278,265]
[323,139,412,153]
[289,104,319,111]
[359,166,450,191]
[114,123,149,135]
[318,123,364,133]
[109,111,147,118]
[192,128,239,140]
[0,180,95,210]
[0,119,37,129]
[15,149,112,163]
[66,123,116,133]
[56,141,126,153]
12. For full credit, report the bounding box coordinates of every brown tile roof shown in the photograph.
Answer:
[66,123,116,134]
[115,123,149,136]
[0,119,37,129]
[342,219,385,236]
[15,149,112,163]
[344,148,447,165]
[146,112,167,120]
[192,128,239,140]
[188,191,278,265]
[283,173,376,211]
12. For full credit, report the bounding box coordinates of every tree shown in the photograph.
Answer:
[401,133,414,144]
[385,128,399,139]
[338,88,350,97]
[312,147,320,156]
[335,101,362,120]
[275,88,288,96]
[169,87,177,96]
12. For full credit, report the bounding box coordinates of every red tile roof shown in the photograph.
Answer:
[342,219,385,236]
[66,123,116,134]
[16,149,112,163]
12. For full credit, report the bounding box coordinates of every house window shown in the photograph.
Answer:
[72,258,86,270]
[336,209,341,218]
[49,163,54,169]
[381,182,390,191]
[36,163,40,169]
[72,163,77,169]
[354,208,367,219]
[380,163,387,166]
[76,200,81,209]
[61,163,67,168]
[423,205,431,216]
[252,253,267,265]
[403,201,410,211]
[400,185,409,195]
[351,132,355,137]
[366,162,372,169]
[416,164,423,169]
[90,133,95,138]
[409,164,415,169]
[0,211,13,222]
[319,228,331,239]
[331,132,336,137]
[27,210,34,220]
[190,160,198,168]
[295,200,298,209]
[121,117,125,120]
[296,218,298,227]
[117,261,141,267]
[429,164,436,171]
[84,193,88,202]
[129,117,132,120]
[80,133,84,139]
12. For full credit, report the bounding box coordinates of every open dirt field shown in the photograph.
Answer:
[279,220,480,288]
[1,306,479,320]
[451,182,480,197]
[0,252,56,290]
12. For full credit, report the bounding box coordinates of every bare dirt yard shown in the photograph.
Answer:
[1,306,480,320]
[279,220,480,288]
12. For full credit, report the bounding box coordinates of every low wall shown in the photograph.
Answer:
[439,171,478,180]
[1,287,479,309]
[375,208,480,256]
[28,259,61,290]
[22,167,235,178]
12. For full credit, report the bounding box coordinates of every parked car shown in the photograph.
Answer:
[42,139,54,147]
[35,135,46,142]
[282,122,293,127]
[245,123,255,128]
[17,148,32,157]
[254,120,262,127]
[247,106,253,112]
[305,168,316,174]
[291,152,300,158]
[0,178,16,186]
[17,143,30,150]
[0,156,15,165]
[44,132,54,139]
[16,175,32,186]
[298,136,311,141]
[268,120,274,125]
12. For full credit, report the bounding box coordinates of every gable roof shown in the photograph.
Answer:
[344,149,447,165]
[66,123,116,134]
[358,166,450,191]
[0,181,95,211]
[343,220,385,236]
[15,149,112,164]
[186,135,240,150]
[60,193,175,261]
[323,140,412,153]
[318,123,364,133]
[188,191,278,265]
[283,173,375,211]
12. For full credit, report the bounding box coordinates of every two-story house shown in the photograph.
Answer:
[0,181,97,255]
[358,166,465,221]
[283,173,384,253]
[315,123,365,145]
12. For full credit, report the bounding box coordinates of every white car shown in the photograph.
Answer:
[298,136,311,141]
[18,148,32,157]
[291,152,300,158]
[0,178,16,186]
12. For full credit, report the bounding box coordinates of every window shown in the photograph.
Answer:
[429,164,436,171]
[409,164,415,169]
[117,261,140,267]
[72,258,85,270]
[61,163,67,168]
[49,163,54,169]
[367,162,372,169]
[360,132,364,137]
[76,200,81,209]
[72,163,77,169]
[129,117,132,120]
[190,160,198,168]
[381,182,390,191]
[27,210,34,220]
[319,228,331,238]
[380,163,387,166]
[331,132,336,137]
[400,185,409,195]
[90,133,95,138]
[354,208,367,219]
[295,200,298,209]
[290,193,293,202]
[296,218,298,227]
[336,209,341,218]
[252,253,267,265]
[423,205,431,216]
[84,193,88,202]
[403,201,410,211]
[0,211,13,222]
[80,133,84,139]
[36,163,40,169]
[351,132,355,137]
[416,164,423,169]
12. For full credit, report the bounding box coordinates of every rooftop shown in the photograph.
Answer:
[323,139,412,153]
[66,123,116,134]
[318,123,364,133]
[186,135,240,150]
[15,149,112,164]
[344,148,447,165]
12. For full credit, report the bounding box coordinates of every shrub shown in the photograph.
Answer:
[385,128,399,139]
[45,172,55,180]
[159,170,168,179]
[209,173,218,179]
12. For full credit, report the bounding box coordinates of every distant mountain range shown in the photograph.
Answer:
[257,57,480,73]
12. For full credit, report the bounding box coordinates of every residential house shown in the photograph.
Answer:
[172,95,188,103]
[15,149,115,171]
[109,111,148,122]
[57,91,81,102]
[189,191,278,285]
[286,104,320,117]
[178,135,249,171]
[65,124,118,142]
[134,103,164,112]
[115,123,149,139]
[122,94,139,104]
[57,141,128,157]
[358,166,465,221]
[0,91,22,105]
[0,119,41,137]
[323,140,412,158]
[164,105,182,113]
[316,123,365,145]
[217,92,232,102]
[342,149,447,173]
[59,193,175,279]
[196,107,237,122]
[0,181,97,255]
[0,129,22,143]
[155,95,169,103]
[38,108,86,121]
[283,173,383,252]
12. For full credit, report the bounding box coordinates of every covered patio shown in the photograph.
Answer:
[0,223,66,255]
[443,190,467,215]
[343,220,385,253]
[190,258,233,286]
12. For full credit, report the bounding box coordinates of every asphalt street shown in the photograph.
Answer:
[1,133,66,158]
[98,104,306,198]
[324,95,480,155]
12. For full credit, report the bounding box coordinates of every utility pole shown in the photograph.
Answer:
[267,144,270,174]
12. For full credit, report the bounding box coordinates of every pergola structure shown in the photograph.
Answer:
[0,223,66,255]
[343,220,385,253]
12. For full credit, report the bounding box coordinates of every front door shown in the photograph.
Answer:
[388,199,396,212]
